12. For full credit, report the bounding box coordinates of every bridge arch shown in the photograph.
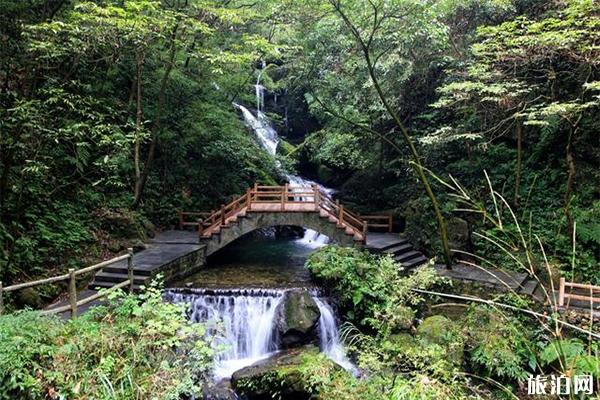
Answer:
[201,211,361,256]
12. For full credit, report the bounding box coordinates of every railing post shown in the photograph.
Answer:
[558,277,565,307]
[313,184,320,210]
[198,218,204,237]
[68,268,77,318]
[339,204,344,225]
[178,210,184,230]
[127,248,134,294]
[220,204,226,225]
[388,215,393,232]
[246,189,252,211]
[0,281,4,315]
[282,183,287,211]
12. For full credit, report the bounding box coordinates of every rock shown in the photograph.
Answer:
[15,287,43,309]
[204,379,237,400]
[447,217,471,254]
[231,346,340,400]
[275,289,321,348]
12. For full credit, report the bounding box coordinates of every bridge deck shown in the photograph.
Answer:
[249,203,318,212]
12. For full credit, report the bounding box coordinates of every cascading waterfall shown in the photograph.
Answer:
[168,62,354,381]
[165,288,353,379]
[236,63,332,246]
[314,298,356,373]
[165,288,283,380]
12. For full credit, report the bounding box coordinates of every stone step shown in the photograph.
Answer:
[394,250,422,263]
[92,271,149,285]
[88,280,143,291]
[379,238,409,252]
[400,255,428,269]
[518,279,538,296]
[384,243,412,255]
[103,264,153,276]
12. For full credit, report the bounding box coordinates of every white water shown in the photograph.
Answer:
[314,298,356,373]
[236,66,333,247]
[165,288,353,379]
[165,289,283,380]
[168,63,351,380]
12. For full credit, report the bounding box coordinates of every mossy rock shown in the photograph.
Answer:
[231,346,341,400]
[277,139,297,157]
[14,287,43,309]
[317,164,334,184]
[417,315,454,344]
[275,289,320,348]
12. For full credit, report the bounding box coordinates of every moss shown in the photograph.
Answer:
[277,139,297,157]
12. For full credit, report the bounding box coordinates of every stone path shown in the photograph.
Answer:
[46,231,205,317]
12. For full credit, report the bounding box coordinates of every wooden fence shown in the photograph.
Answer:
[361,215,393,232]
[0,249,134,318]
[558,277,600,308]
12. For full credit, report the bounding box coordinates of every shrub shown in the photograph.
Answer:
[0,282,213,400]
[306,245,441,333]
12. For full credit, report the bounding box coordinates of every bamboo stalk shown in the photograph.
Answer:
[0,281,3,315]
[559,277,565,307]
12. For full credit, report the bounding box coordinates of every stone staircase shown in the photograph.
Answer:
[365,233,428,270]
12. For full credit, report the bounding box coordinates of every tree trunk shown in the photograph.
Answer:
[133,52,144,202]
[332,2,453,268]
[514,121,523,208]
[133,24,180,208]
[564,127,576,236]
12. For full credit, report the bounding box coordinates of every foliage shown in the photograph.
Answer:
[464,306,534,381]
[0,282,213,399]
[306,245,441,332]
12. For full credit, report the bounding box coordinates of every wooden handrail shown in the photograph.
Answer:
[0,249,135,318]
[193,185,369,243]
[362,214,393,232]
[559,277,600,307]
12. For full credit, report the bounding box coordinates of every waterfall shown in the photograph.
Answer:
[165,288,283,380]
[314,298,356,373]
[165,289,355,379]
[236,63,332,246]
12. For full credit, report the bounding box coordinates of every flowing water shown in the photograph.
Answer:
[165,64,352,381]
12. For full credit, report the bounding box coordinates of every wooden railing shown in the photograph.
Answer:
[0,249,135,318]
[558,278,600,308]
[361,215,393,232]
[197,184,375,241]
[178,211,211,230]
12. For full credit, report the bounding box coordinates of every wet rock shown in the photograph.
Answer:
[204,379,238,400]
[275,289,320,348]
[447,217,471,255]
[231,346,339,400]
[15,287,43,309]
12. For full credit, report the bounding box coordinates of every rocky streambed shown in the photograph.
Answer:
[164,234,353,399]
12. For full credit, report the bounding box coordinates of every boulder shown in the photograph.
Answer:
[204,379,237,400]
[447,217,471,254]
[275,289,320,348]
[15,287,43,309]
[231,346,341,400]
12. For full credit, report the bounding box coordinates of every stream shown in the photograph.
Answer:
[165,65,352,383]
